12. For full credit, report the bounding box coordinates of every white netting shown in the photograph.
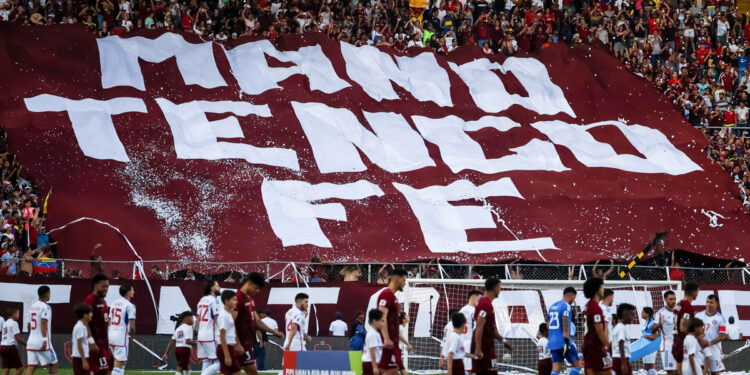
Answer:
[401,279,681,374]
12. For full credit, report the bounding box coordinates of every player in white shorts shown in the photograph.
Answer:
[459,291,480,374]
[108,284,136,375]
[284,293,309,352]
[656,290,678,375]
[196,280,221,375]
[695,294,728,374]
[26,286,59,375]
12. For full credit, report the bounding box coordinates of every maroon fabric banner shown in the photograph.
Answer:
[0,24,747,264]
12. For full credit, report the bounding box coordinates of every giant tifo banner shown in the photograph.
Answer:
[0,24,747,264]
[1,278,750,340]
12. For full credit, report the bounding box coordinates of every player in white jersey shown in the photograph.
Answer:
[284,293,309,352]
[656,290,678,375]
[26,286,58,375]
[72,304,93,375]
[362,309,385,375]
[458,291,480,374]
[109,284,136,375]
[196,281,221,375]
[695,294,728,374]
[536,323,552,375]
[600,289,614,344]
[1,307,26,375]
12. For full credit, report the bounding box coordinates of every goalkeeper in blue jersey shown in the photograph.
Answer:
[547,287,582,375]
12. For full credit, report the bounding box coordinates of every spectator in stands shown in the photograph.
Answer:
[669,251,686,283]
[339,265,362,281]
[376,264,391,284]
[150,264,168,280]
[592,259,615,279]
[329,311,348,336]
[349,311,366,351]
[727,316,741,339]
[308,255,328,282]
[0,244,17,275]
[509,259,524,280]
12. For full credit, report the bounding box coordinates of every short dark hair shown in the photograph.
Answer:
[203,280,217,296]
[663,290,676,299]
[467,290,482,299]
[368,308,383,323]
[295,293,309,302]
[390,269,408,278]
[485,278,500,291]
[583,278,604,299]
[688,318,704,333]
[5,307,18,319]
[616,303,636,319]
[92,273,108,287]
[707,294,718,302]
[603,288,614,299]
[685,282,700,294]
[119,284,132,297]
[451,312,467,328]
[245,272,266,288]
[74,303,92,319]
[37,285,50,298]
[538,322,548,334]
[179,310,194,322]
[221,290,236,303]
[563,286,577,296]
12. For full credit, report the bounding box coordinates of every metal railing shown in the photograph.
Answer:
[4,258,749,286]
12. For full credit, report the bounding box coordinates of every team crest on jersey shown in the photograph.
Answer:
[379,299,387,307]
[594,314,601,323]
[675,305,681,311]
[479,310,487,318]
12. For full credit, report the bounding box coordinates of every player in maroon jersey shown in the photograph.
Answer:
[376,268,407,375]
[83,274,111,375]
[234,273,283,375]
[672,282,699,375]
[472,278,512,375]
[582,277,612,375]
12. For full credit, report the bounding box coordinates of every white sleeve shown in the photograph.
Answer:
[211,302,220,319]
[10,322,19,336]
[329,322,334,332]
[686,339,697,356]
[74,325,86,341]
[217,316,226,332]
[172,328,180,340]
[40,306,51,321]
[449,336,461,355]
[127,304,136,321]
[365,332,379,348]
[292,312,304,326]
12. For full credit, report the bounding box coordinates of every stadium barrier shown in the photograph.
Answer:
[12,259,750,285]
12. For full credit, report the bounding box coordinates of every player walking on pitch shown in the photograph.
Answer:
[1,307,26,375]
[72,304,93,375]
[196,280,222,375]
[26,286,58,375]
[217,291,240,375]
[376,269,408,375]
[84,274,112,375]
[582,277,612,375]
[109,285,136,375]
[656,290,678,375]
[694,294,728,375]
[284,293,310,351]
[672,282,699,375]
[235,273,283,375]
[472,278,512,375]
[547,287,582,375]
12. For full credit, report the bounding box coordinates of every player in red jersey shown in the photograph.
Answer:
[234,273,283,375]
[83,274,111,375]
[376,268,407,375]
[672,282,699,375]
[582,277,612,375]
[472,278,512,375]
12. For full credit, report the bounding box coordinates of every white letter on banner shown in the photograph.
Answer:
[531,120,702,175]
[493,290,545,339]
[24,94,145,162]
[96,33,226,90]
[448,57,574,117]
[156,286,191,334]
[224,41,350,95]
[411,115,567,174]
[340,42,453,107]
[261,179,384,247]
[155,99,299,170]
[718,290,750,337]
[0,283,71,332]
[291,102,435,173]
[393,179,557,253]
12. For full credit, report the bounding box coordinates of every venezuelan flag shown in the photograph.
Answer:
[33,257,58,274]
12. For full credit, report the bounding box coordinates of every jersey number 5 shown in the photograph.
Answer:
[30,313,38,330]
